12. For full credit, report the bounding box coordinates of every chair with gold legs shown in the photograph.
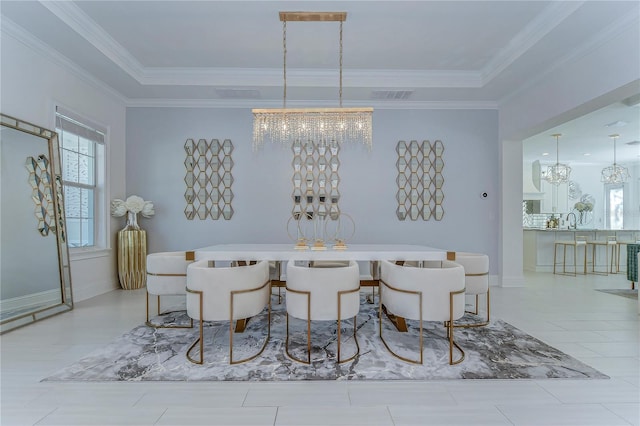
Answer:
[285,260,360,364]
[587,234,618,275]
[145,251,195,328]
[447,251,490,327]
[553,234,588,276]
[185,260,271,365]
[379,259,466,365]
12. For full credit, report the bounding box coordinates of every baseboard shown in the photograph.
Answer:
[73,278,119,302]
[0,289,61,312]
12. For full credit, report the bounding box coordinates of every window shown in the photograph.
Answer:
[56,107,106,249]
[605,184,624,230]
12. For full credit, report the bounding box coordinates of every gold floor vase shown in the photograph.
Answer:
[117,229,147,290]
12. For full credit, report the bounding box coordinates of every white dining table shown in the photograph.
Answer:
[194,243,447,263]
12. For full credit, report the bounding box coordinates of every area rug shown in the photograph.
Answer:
[596,289,638,300]
[43,294,608,382]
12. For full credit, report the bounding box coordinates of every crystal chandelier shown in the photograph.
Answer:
[545,133,571,185]
[601,133,630,184]
[252,12,373,151]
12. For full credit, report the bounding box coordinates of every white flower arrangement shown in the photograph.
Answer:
[111,195,155,218]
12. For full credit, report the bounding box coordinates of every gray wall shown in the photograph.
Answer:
[126,107,499,273]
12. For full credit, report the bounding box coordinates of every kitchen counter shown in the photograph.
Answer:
[523,229,639,272]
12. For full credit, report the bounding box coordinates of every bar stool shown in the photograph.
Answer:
[587,234,617,275]
[553,234,587,276]
[616,231,640,274]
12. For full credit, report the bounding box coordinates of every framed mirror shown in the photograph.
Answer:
[0,113,73,333]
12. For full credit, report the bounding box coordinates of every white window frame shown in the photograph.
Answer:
[55,106,108,257]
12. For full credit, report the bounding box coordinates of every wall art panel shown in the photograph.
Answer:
[184,138,233,220]
[396,139,444,221]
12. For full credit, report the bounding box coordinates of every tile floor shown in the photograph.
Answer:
[1,271,638,425]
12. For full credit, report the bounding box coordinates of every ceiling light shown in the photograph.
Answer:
[544,134,571,186]
[601,134,630,184]
[252,12,373,150]
[542,152,549,156]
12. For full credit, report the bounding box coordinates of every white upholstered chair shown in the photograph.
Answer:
[146,251,195,328]
[185,260,271,365]
[379,259,466,365]
[285,260,360,364]
[447,251,490,327]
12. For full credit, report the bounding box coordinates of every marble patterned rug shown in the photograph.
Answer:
[44,294,608,382]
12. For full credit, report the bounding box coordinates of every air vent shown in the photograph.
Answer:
[604,120,628,128]
[625,140,640,146]
[215,89,261,99]
[371,90,413,100]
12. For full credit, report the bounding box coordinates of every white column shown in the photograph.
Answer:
[500,139,525,287]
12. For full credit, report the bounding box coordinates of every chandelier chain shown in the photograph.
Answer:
[339,20,343,108]
[283,20,287,109]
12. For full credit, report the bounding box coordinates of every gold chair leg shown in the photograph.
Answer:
[457,287,490,328]
[378,281,423,364]
[285,289,312,365]
[448,288,465,365]
[186,317,204,365]
[145,293,194,329]
[186,289,204,364]
[230,281,272,365]
[337,287,360,364]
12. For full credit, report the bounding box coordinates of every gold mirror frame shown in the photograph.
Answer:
[0,113,73,333]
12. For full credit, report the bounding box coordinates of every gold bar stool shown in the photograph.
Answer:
[587,234,618,275]
[553,234,587,276]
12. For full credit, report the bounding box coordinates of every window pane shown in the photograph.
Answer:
[66,218,81,248]
[608,187,623,230]
[62,132,78,152]
[81,219,93,247]
[62,149,79,183]
[77,154,94,185]
[78,137,93,155]
[64,186,80,219]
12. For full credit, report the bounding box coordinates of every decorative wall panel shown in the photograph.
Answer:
[184,138,233,220]
[25,154,56,236]
[396,140,444,221]
[292,140,340,221]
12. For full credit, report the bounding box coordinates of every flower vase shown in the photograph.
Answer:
[117,212,147,290]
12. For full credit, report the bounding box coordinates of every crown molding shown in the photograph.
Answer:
[40,0,146,81]
[0,16,127,105]
[125,97,498,110]
[38,0,484,89]
[498,6,640,107]
[481,1,584,85]
[141,67,483,88]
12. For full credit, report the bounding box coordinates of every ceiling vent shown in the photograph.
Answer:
[371,90,413,100]
[625,140,640,146]
[604,120,628,128]
[215,89,261,99]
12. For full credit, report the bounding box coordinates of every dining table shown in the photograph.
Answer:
[194,243,448,332]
